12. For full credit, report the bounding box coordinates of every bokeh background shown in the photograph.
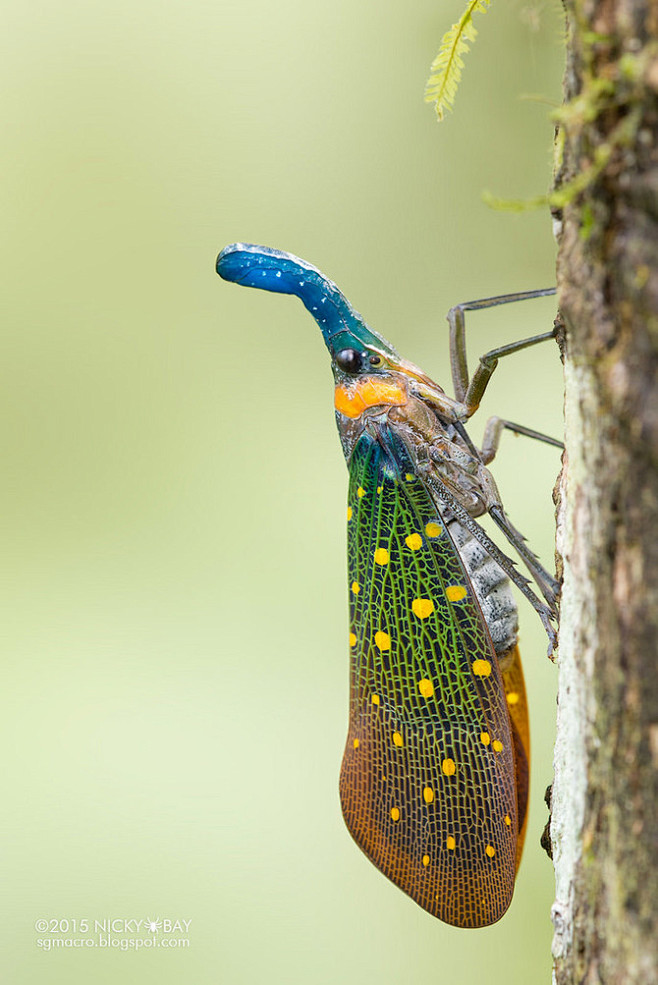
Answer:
[2,1,564,982]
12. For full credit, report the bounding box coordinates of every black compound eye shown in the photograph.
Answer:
[335,348,363,374]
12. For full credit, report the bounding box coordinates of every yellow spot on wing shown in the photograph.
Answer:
[349,632,357,647]
[507,691,520,706]
[504,815,511,826]
[353,738,360,749]
[446,585,467,602]
[347,506,353,521]
[423,786,434,804]
[392,731,403,747]
[374,547,389,565]
[371,694,380,706]
[412,598,434,619]
[425,522,442,538]
[405,473,415,482]
[374,630,391,650]
[357,486,365,498]
[391,807,400,822]
[442,758,456,776]
[493,739,503,752]
[422,854,430,867]
[485,845,496,858]
[351,581,360,594]
[446,836,456,851]
[480,732,491,746]
[405,533,423,551]
[472,659,492,677]
[418,678,434,698]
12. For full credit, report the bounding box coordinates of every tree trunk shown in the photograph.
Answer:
[551,1,658,982]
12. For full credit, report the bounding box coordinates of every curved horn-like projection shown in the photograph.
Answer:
[217,243,397,358]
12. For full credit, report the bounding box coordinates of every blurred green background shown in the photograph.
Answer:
[2,1,564,982]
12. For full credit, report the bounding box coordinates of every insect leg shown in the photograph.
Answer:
[420,466,558,655]
[488,504,560,612]
[480,416,564,465]
[462,330,558,416]
[446,290,561,628]
[447,287,557,405]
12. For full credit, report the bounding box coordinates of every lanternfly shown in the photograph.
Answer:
[217,244,560,928]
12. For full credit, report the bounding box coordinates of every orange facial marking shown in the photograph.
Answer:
[334,378,407,419]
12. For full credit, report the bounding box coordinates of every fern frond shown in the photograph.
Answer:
[424,0,491,121]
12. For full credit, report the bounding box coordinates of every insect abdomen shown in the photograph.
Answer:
[447,519,518,656]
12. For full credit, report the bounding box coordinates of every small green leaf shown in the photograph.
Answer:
[425,0,491,121]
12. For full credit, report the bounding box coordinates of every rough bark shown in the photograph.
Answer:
[551,1,658,983]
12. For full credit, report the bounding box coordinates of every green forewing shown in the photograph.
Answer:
[339,430,518,928]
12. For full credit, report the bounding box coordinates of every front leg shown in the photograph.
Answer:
[446,288,557,406]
